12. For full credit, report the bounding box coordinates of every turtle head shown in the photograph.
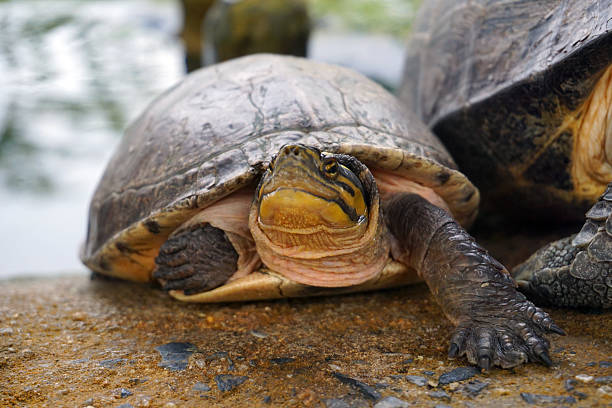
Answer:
[256,144,368,230]
[249,144,389,287]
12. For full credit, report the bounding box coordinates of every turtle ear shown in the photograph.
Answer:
[334,154,377,208]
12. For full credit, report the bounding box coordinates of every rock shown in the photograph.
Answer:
[520,393,577,405]
[433,405,452,408]
[564,379,577,391]
[422,371,435,376]
[214,374,248,392]
[113,388,132,398]
[463,380,488,396]
[193,382,211,392]
[155,342,196,371]
[99,358,127,368]
[600,361,612,368]
[438,367,479,385]
[572,391,587,400]
[596,376,612,384]
[373,396,410,408]
[250,330,268,338]
[429,391,450,401]
[270,357,295,365]
[575,374,594,383]
[324,399,350,408]
[597,385,612,398]
[332,372,381,401]
[405,375,428,386]
[115,404,134,408]
[263,395,272,403]
[587,361,597,366]
[0,328,14,335]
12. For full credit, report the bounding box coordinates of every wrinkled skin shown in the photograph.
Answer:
[154,146,563,370]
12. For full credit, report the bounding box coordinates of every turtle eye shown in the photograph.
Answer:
[322,158,338,177]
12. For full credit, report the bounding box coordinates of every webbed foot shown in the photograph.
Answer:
[153,223,238,295]
[448,290,565,370]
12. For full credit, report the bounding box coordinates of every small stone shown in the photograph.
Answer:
[575,374,594,383]
[84,398,94,405]
[263,395,272,404]
[155,342,196,371]
[0,328,14,335]
[270,357,295,365]
[116,404,134,408]
[564,378,577,391]
[193,382,211,392]
[99,358,127,368]
[114,388,132,398]
[520,393,576,405]
[595,376,612,384]
[429,391,450,401]
[600,361,612,368]
[214,374,248,392]
[573,391,588,400]
[438,367,479,385]
[250,330,268,338]
[405,375,428,386]
[422,370,435,376]
[433,405,452,408]
[324,399,350,408]
[597,385,612,398]
[128,378,147,385]
[463,380,488,396]
[332,372,381,401]
[373,396,410,408]
[587,361,597,367]
[163,403,177,408]
[328,364,342,371]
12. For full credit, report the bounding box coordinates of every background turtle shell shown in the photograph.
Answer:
[82,54,478,282]
[400,0,612,220]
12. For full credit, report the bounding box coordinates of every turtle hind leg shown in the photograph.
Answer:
[513,183,612,309]
[153,223,238,296]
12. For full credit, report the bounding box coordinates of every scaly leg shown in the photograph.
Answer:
[384,193,564,369]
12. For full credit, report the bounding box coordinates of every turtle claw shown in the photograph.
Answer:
[447,295,562,369]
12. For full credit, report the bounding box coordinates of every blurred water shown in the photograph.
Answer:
[0,0,184,278]
[0,0,412,279]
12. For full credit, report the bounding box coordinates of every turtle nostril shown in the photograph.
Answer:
[291,147,299,156]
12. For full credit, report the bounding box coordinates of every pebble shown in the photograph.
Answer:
[595,376,612,384]
[463,380,488,396]
[325,399,350,408]
[405,375,428,386]
[214,374,248,392]
[520,392,576,405]
[155,342,196,371]
[164,403,177,408]
[373,396,410,408]
[114,388,132,398]
[575,374,594,383]
[99,358,127,368]
[429,391,450,401]
[597,385,612,398]
[422,370,435,376]
[332,372,381,401]
[115,404,133,408]
[564,379,577,391]
[270,357,295,365]
[250,330,268,338]
[438,367,479,385]
[433,405,452,408]
[600,361,612,368]
[0,327,14,335]
[587,361,597,367]
[262,395,272,404]
[192,382,211,392]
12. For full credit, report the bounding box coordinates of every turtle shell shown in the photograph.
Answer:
[81,54,478,283]
[400,0,612,220]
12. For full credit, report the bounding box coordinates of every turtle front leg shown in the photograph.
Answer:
[384,193,565,369]
[513,182,612,309]
[153,223,238,295]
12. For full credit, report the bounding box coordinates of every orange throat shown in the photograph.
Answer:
[248,196,389,287]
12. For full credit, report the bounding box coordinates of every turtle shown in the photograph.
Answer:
[82,54,563,370]
[399,0,612,309]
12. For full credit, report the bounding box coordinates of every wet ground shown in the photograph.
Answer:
[2,254,611,407]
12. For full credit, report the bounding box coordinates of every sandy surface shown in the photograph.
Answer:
[1,270,610,407]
